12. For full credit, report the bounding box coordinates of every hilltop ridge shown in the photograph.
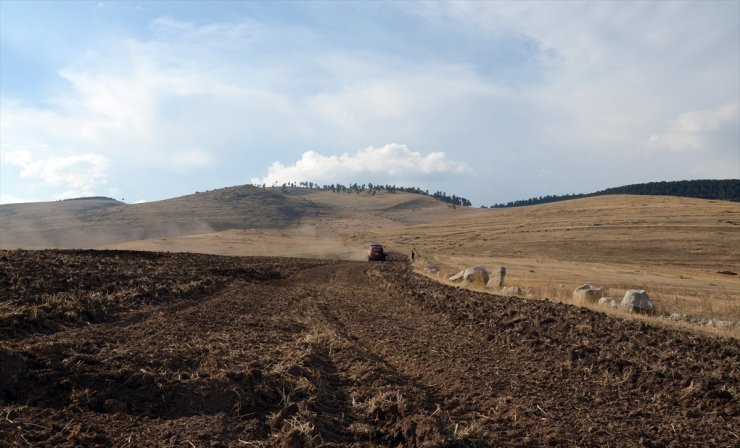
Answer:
[1,185,738,327]
[0,185,328,248]
[490,179,740,208]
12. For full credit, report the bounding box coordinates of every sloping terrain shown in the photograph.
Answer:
[0,197,124,218]
[2,188,739,324]
[1,250,737,447]
[103,191,740,324]
[395,194,740,271]
[0,186,329,249]
[286,189,454,226]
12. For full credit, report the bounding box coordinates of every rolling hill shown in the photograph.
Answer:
[0,185,328,248]
[1,184,739,325]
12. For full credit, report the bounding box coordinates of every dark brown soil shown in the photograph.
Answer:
[1,250,737,447]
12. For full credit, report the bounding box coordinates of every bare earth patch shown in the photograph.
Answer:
[1,250,737,447]
[3,189,739,330]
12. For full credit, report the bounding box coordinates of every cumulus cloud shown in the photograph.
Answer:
[250,143,469,186]
[1,3,737,204]
[647,102,740,151]
[2,148,110,199]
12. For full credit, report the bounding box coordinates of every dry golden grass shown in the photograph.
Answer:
[112,193,740,327]
[305,192,740,331]
[4,187,738,334]
[372,195,739,332]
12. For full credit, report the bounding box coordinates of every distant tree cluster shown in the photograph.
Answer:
[62,196,117,201]
[596,180,740,200]
[488,193,586,208]
[263,181,472,207]
[487,179,740,208]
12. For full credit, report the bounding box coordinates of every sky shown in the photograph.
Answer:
[1,0,738,206]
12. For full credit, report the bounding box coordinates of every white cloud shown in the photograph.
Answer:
[1,4,737,205]
[251,143,469,186]
[171,149,215,171]
[2,148,110,199]
[647,102,740,151]
[410,2,739,154]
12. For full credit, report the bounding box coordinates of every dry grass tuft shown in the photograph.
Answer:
[414,262,740,339]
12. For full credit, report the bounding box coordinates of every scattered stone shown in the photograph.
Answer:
[448,270,465,281]
[424,261,438,273]
[463,266,489,286]
[717,270,737,276]
[667,312,707,324]
[572,284,604,304]
[620,290,654,314]
[487,266,506,289]
[707,319,732,328]
[598,297,618,308]
[501,286,522,296]
[688,315,707,325]
[449,266,489,286]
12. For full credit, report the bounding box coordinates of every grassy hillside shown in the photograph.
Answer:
[372,195,740,324]
[0,185,327,248]
[2,186,738,327]
[111,192,740,326]
[491,179,740,208]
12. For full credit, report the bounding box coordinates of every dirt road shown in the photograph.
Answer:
[1,250,738,447]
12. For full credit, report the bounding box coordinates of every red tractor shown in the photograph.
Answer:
[367,243,389,261]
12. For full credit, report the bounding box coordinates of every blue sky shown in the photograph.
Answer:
[1,1,738,205]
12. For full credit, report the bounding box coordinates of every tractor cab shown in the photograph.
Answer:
[367,243,388,261]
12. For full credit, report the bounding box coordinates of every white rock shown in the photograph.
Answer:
[448,270,464,281]
[487,266,506,289]
[707,319,732,328]
[450,266,489,286]
[598,297,618,308]
[573,284,604,304]
[620,290,654,314]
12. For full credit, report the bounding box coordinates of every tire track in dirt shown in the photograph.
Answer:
[295,261,739,447]
[290,264,463,445]
[1,250,738,447]
[298,262,540,445]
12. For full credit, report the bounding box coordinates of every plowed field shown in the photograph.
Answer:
[1,250,738,447]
